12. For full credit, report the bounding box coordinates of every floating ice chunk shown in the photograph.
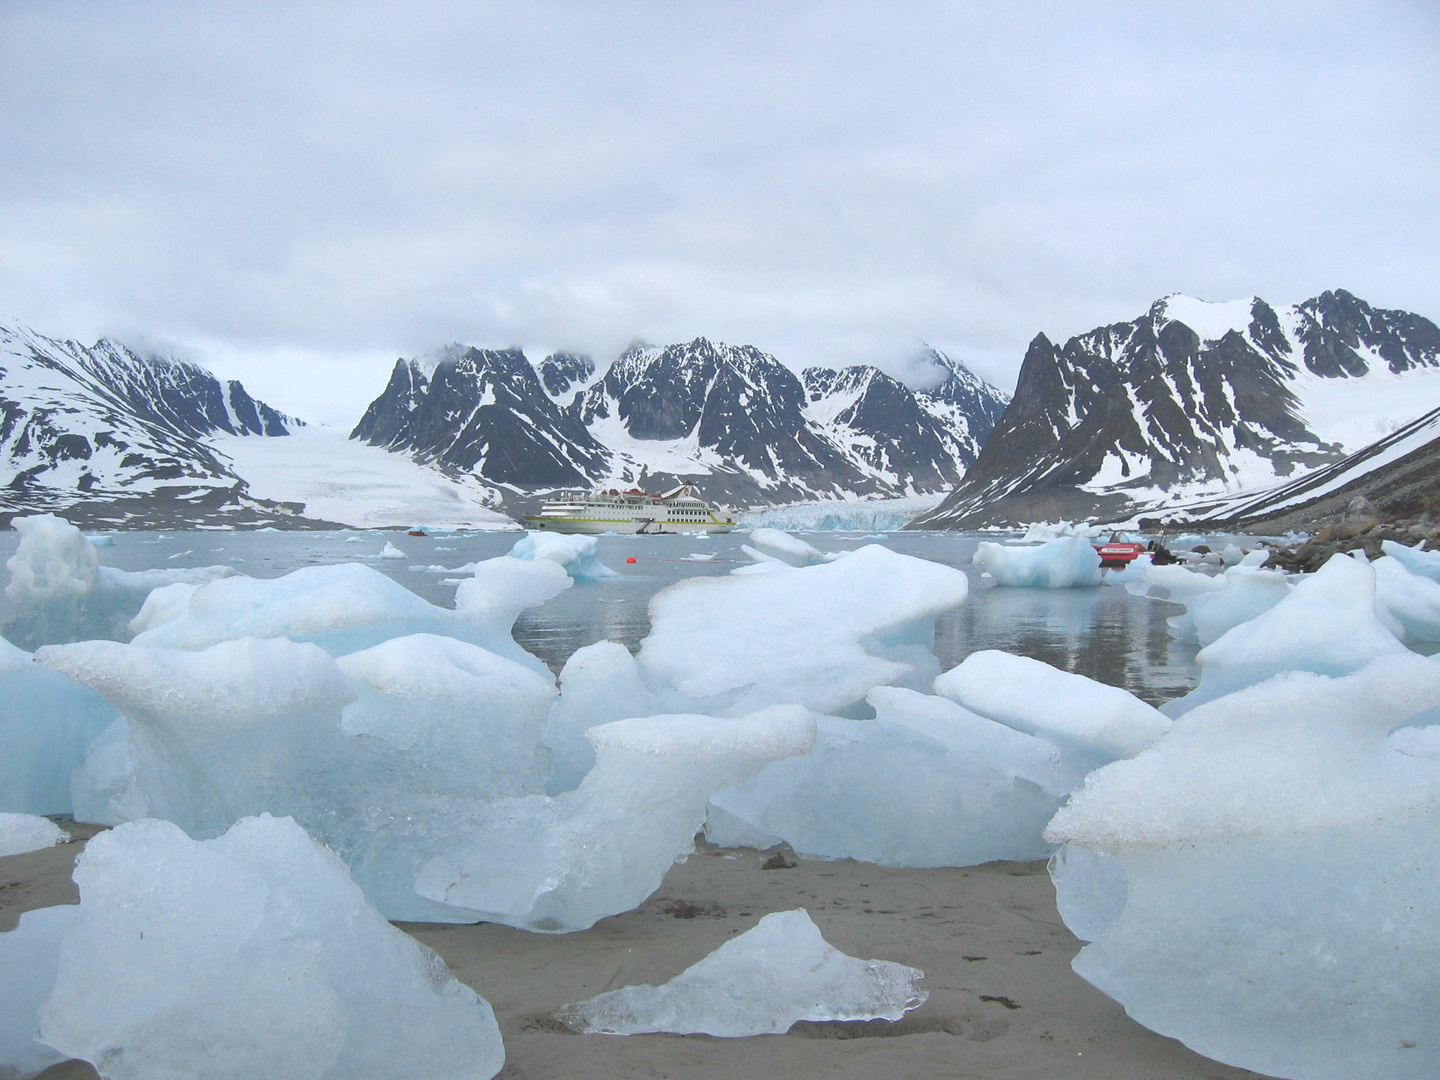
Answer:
[1045,654,1440,1079]
[42,637,356,839]
[413,706,817,932]
[934,650,1169,765]
[0,636,117,816]
[0,905,76,1080]
[743,528,824,567]
[1164,554,1408,716]
[560,908,925,1036]
[508,531,617,579]
[542,641,657,794]
[125,581,198,635]
[639,545,968,715]
[337,633,555,797]
[4,514,233,648]
[130,557,568,670]
[1373,555,1440,642]
[377,540,406,559]
[972,536,1101,588]
[1124,562,1225,607]
[0,812,68,857]
[1021,521,1104,541]
[38,815,505,1080]
[1381,538,1440,582]
[129,563,439,653]
[708,687,1071,867]
[1183,567,1292,647]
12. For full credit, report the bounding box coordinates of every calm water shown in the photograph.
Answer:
[0,528,1199,706]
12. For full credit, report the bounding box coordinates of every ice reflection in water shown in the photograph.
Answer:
[0,528,1197,704]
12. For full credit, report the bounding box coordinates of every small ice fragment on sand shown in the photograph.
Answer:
[0,812,69,857]
[558,908,926,1036]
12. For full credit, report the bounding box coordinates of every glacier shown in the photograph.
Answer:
[557,908,926,1036]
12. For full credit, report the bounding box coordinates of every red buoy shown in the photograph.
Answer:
[625,556,637,564]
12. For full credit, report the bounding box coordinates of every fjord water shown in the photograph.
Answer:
[0,528,1199,706]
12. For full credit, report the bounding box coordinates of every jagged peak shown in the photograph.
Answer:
[410,342,471,378]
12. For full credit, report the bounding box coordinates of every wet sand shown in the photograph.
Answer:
[6,829,1275,1080]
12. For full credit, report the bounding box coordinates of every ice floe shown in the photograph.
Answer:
[558,908,925,1036]
[972,535,1102,588]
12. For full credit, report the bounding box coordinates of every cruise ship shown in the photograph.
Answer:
[522,484,735,535]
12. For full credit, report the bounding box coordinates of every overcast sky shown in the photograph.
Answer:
[1,1,1436,426]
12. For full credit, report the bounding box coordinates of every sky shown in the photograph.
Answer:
[1,1,1436,427]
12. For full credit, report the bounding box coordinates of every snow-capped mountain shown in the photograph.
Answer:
[354,336,1010,507]
[908,290,1440,529]
[1156,402,1440,534]
[351,345,611,489]
[0,322,309,528]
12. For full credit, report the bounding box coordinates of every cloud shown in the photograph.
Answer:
[0,0,1436,423]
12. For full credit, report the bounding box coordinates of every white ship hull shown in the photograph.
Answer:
[522,485,735,535]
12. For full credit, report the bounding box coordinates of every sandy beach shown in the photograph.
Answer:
[5,823,1276,1080]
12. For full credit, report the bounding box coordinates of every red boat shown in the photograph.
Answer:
[1094,538,1147,568]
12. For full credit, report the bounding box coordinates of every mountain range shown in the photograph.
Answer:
[4,286,1439,533]
[907,290,1440,530]
[353,337,1009,508]
[0,322,318,529]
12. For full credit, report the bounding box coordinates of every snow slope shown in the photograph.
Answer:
[215,428,516,530]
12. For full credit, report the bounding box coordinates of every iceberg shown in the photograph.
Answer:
[972,535,1102,588]
[0,905,76,1080]
[541,640,658,794]
[934,650,1169,766]
[337,633,556,798]
[708,686,1072,866]
[38,815,505,1080]
[129,556,569,672]
[413,707,817,932]
[0,812,69,858]
[1373,554,1440,642]
[508,531,617,579]
[1128,555,1289,647]
[1045,654,1440,1080]
[1163,554,1408,716]
[0,636,117,816]
[1380,537,1440,582]
[4,514,233,649]
[741,527,824,567]
[558,908,926,1036]
[638,545,969,715]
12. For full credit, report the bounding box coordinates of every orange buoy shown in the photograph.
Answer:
[625,556,637,564]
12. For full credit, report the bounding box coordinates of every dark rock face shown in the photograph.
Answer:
[352,346,611,489]
[908,291,1440,529]
[353,336,1010,506]
[536,352,595,402]
[0,322,304,524]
